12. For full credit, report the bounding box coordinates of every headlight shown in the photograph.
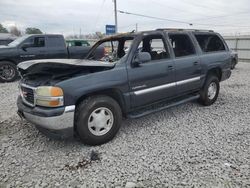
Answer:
[35,86,64,107]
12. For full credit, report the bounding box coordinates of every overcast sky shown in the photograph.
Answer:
[1,0,250,36]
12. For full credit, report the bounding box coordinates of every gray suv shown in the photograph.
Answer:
[17,28,232,145]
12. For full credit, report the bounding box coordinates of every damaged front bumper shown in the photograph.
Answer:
[17,96,75,139]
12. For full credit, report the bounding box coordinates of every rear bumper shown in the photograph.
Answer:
[17,96,75,138]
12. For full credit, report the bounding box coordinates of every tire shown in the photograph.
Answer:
[0,61,18,82]
[75,95,122,146]
[199,75,220,106]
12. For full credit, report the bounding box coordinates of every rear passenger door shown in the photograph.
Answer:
[168,33,202,94]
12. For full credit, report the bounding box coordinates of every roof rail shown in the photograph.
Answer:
[156,28,214,32]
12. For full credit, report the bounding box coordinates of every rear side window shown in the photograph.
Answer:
[195,34,225,52]
[169,34,195,57]
[47,36,65,47]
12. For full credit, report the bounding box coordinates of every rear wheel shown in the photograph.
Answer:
[75,95,122,145]
[0,61,18,82]
[199,75,220,106]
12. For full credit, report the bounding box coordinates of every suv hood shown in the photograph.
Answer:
[18,59,114,70]
[18,59,115,86]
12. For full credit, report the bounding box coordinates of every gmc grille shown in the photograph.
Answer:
[21,85,34,106]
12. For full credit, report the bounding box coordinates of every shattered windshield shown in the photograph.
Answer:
[87,37,134,63]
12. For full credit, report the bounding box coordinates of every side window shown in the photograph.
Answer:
[195,34,225,52]
[168,34,195,58]
[47,36,65,47]
[124,40,133,55]
[34,37,45,47]
[75,41,82,46]
[24,37,34,45]
[137,35,170,61]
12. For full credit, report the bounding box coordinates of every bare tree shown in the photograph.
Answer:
[9,26,21,36]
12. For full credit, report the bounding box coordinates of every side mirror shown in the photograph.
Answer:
[21,43,33,51]
[133,52,151,66]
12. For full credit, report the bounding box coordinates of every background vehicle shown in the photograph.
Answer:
[17,29,231,145]
[66,39,90,47]
[0,34,104,82]
[0,33,17,46]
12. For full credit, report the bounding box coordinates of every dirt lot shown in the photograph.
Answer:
[0,63,250,187]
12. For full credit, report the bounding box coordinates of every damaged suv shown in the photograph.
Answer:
[17,29,231,145]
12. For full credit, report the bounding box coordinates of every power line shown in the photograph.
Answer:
[118,10,250,28]
[147,0,212,17]
[190,11,250,22]
[118,10,193,25]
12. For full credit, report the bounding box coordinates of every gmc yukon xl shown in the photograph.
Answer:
[0,34,104,82]
[17,29,232,145]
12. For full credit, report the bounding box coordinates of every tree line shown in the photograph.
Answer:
[0,24,43,36]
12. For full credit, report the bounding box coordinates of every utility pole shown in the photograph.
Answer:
[114,0,118,33]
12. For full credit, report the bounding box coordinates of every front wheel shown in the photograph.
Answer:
[75,95,122,145]
[0,61,18,82]
[199,75,220,106]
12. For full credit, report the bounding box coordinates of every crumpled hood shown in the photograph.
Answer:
[18,59,115,86]
[18,59,115,71]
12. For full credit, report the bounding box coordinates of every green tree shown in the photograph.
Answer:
[0,24,8,33]
[25,27,43,34]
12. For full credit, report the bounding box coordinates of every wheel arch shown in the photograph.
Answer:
[206,67,222,81]
[75,88,127,116]
[0,59,18,65]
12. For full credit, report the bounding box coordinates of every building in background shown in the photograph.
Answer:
[224,35,250,62]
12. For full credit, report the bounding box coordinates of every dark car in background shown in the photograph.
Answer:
[0,33,17,46]
[66,39,90,47]
[0,34,104,82]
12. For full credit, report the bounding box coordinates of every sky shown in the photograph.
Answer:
[1,0,250,36]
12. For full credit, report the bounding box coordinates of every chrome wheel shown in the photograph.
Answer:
[88,107,114,136]
[0,64,15,81]
[208,82,217,100]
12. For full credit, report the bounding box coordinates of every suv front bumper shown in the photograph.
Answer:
[17,96,75,139]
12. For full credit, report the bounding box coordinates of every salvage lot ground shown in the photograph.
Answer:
[0,63,250,187]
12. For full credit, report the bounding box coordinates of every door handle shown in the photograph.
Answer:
[193,62,199,66]
[167,65,173,70]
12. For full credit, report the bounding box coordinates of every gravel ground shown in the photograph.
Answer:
[0,63,250,188]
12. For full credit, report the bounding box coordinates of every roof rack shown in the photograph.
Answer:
[156,28,214,32]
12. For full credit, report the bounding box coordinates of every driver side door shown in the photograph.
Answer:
[19,36,47,61]
[127,33,176,108]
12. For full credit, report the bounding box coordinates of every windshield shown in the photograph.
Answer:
[87,37,134,63]
[8,35,29,47]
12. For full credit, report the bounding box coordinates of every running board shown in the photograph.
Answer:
[127,94,200,119]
